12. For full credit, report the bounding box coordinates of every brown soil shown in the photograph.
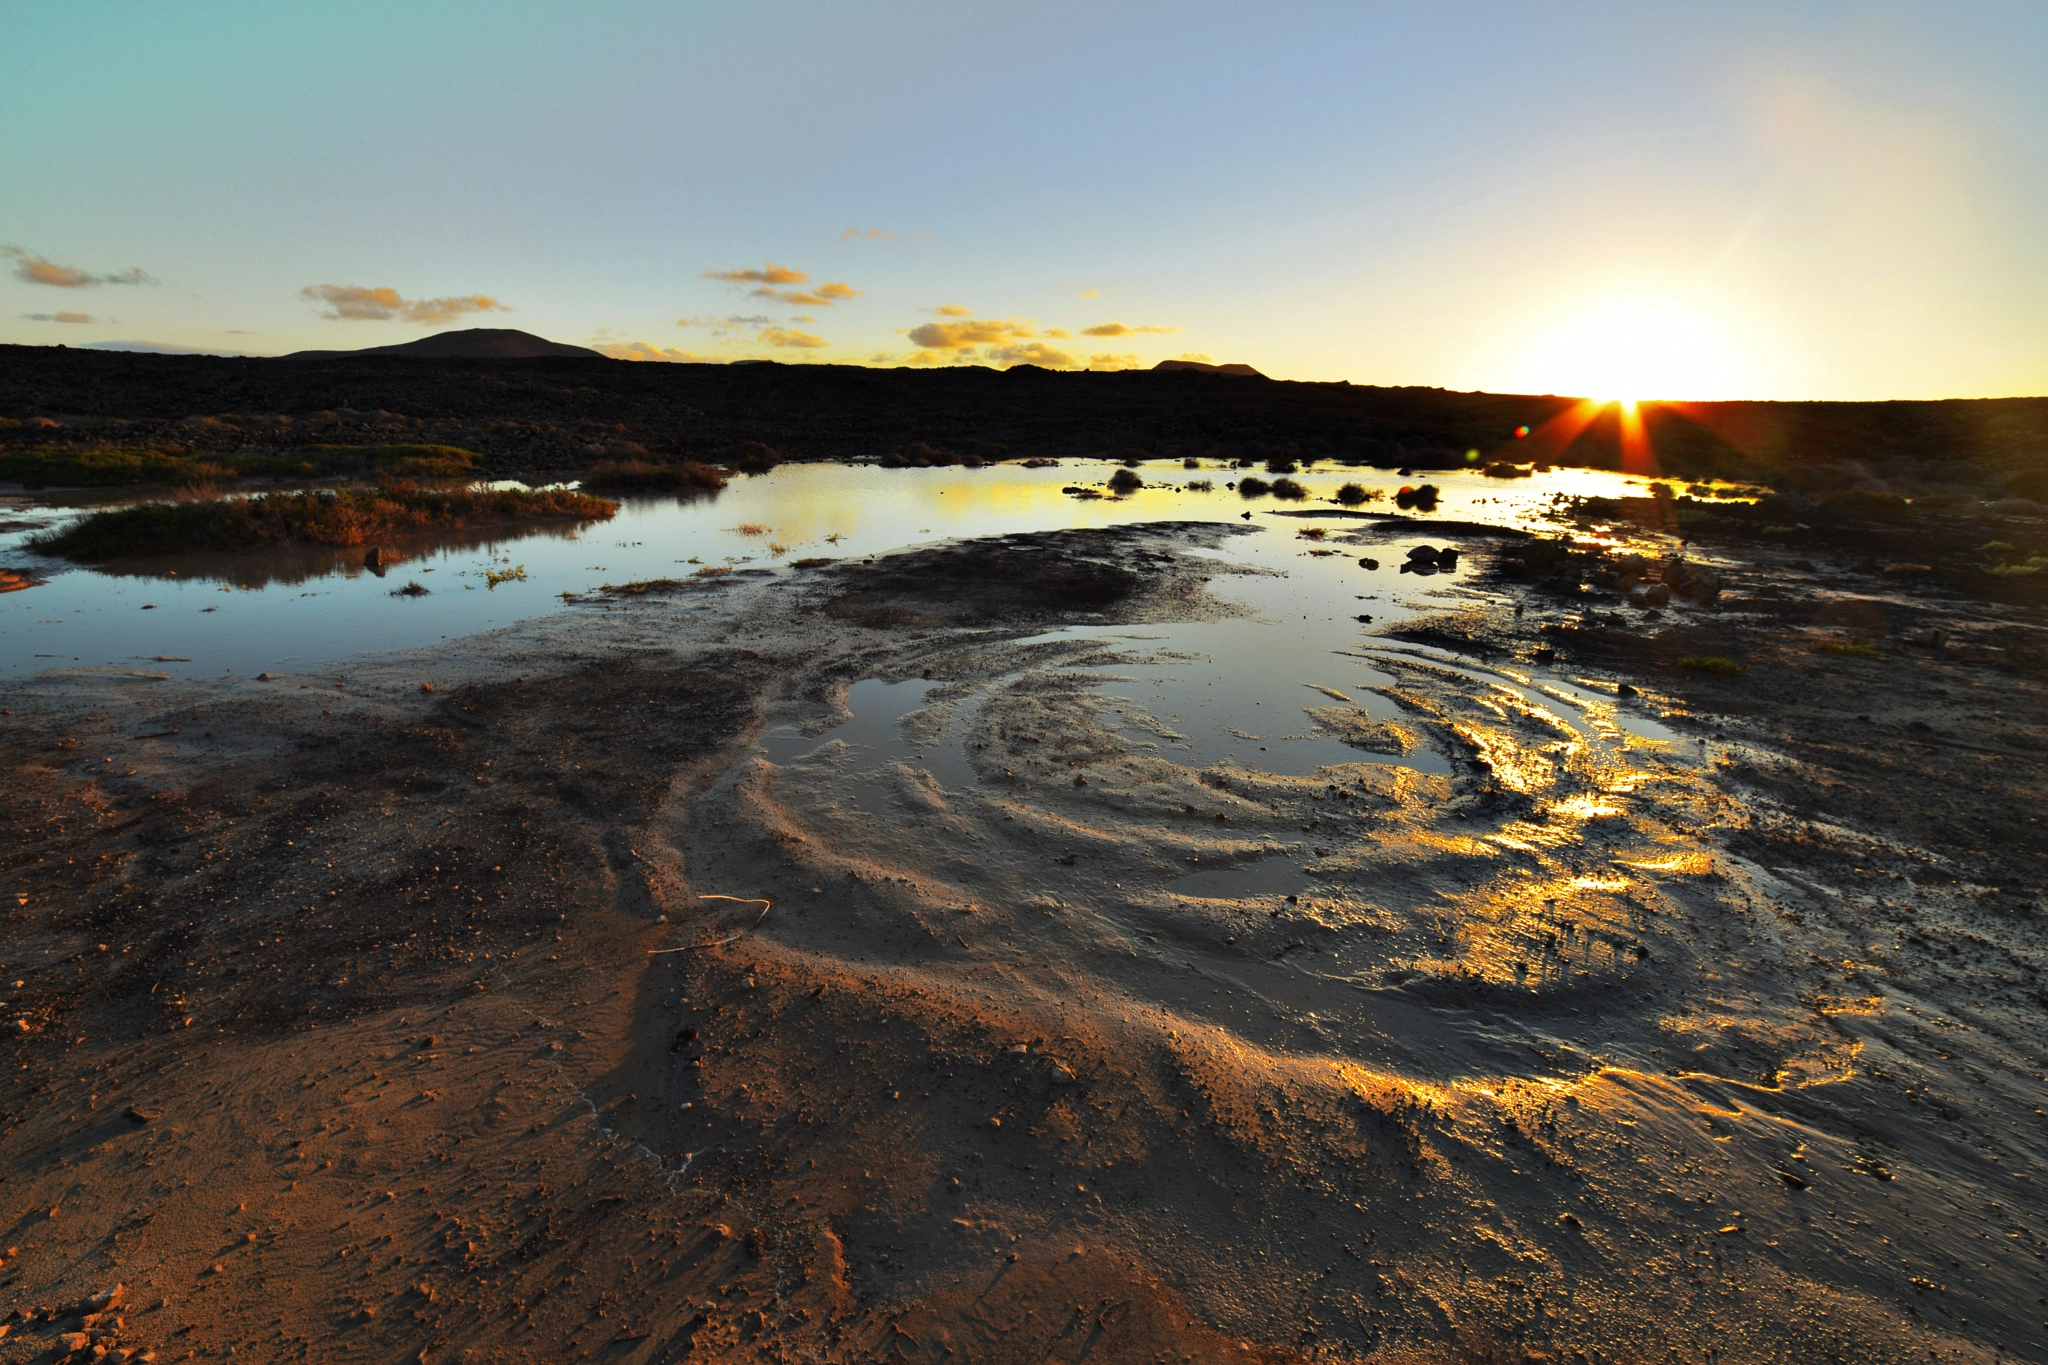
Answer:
[0,521,2042,1364]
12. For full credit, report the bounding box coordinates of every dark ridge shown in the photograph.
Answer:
[283,327,605,361]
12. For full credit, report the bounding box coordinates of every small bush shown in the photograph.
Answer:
[1185,479,1213,491]
[733,441,782,474]
[1335,482,1377,506]
[1108,467,1144,493]
[1270,477,1308,499]
[1237,476,1272,497]
[1264,456,1299,475]
[580,459,726,494]
[1811,640,1884,657]
[1677,655,1746,675]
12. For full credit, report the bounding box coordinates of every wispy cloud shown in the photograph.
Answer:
[22,311,94,324]
[1080,322,1179,337]
[1088,352,1143,370]
[1079,288,1101,300]
[906,317,1037,350]
[757,326,826,349]
[985,342,1076,369]
[5,246,155,288]
[703,263,808,284]
[600,341,719,363]
[841,227,899,241]
[1173,352,1216,364]
[751,281,861,308]
[932,304,973,317]
[1044,328,1072,339]
[300,284,507,325]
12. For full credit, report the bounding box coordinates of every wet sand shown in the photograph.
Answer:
[0,518,2043,1363]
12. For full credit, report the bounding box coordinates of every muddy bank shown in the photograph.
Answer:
[0,519,2042,1363]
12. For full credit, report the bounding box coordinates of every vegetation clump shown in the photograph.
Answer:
[1811,640,1885,657]
[0,443,479,489]
[1677,655,1747,675]
[1237,476,1272,497]
[1108,468,1144,493]
[32,482,616,561]
[1335,482,1378,505]
[579,459,727,494]
[1269,477,1308,499]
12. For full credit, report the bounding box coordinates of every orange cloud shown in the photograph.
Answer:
[1080,322,1179,337]
[757,326,826,349]
[1173,352,1215,364]
[905,317,1037,350]
[753,281,861,307]
[22,311,95,323]
[933,304,973,317]
[600,341,719,363]
[1079,288,1100,300]
[841,227,900,241]
[6,246,154,288]
[300,284,506,324]
[986,342,1075,369]
[1088,352,1143,370]
[704,263,808,284]
[1044,328,1072,339]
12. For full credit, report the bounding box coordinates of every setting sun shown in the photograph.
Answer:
[1522,298,1737,404]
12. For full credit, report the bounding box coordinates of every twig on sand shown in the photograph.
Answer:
[648,893,773,953]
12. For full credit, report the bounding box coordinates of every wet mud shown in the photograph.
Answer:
[0,519,2042,1363]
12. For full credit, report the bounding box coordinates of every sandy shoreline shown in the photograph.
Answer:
[0,519,2042,1363]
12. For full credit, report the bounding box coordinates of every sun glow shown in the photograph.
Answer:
[1523,299,1737,406]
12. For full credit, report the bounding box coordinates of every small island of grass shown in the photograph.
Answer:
[0,443,482,488]
[32,482,617,561]
[577,459,727,494]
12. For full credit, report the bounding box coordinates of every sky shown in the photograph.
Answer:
[3,1,2045,399]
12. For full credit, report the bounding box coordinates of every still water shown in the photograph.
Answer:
[0,460,1657,681]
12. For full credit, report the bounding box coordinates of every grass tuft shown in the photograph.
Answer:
[1677,655,1747,675]
[578,459,726,494]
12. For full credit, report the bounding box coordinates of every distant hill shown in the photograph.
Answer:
[1153,359,1266,378]
[284,328,606,361]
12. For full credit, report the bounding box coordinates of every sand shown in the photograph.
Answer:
[0,519,2042,1363]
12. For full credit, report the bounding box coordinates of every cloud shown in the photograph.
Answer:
[905,317,1037,350]
[1044,328,1072,339]
[1089,352,1143,370]
[869,352,898,364]
[1080,322,1179,337]
[703,263,808,285]
[841,227,900,241]
[725,314,772,326]
[1173,352,1215,364]
[22,311,94,324]
[985,342,1075,369]
[300,284,507,325]
[751,281,861,307]
[932,304,973,317]
[1079,288,1100,300]
[599,341,719,363]
[5,246,155,288]
[757,326,826,349]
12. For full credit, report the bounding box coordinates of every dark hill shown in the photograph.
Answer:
[1,344,2043,499]
[284,328,605,361]
[1152,359,1266,378]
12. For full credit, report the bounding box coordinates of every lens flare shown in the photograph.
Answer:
[1524,299,1734,405]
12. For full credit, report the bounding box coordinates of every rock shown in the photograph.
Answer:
[83,1286,126,1313]
[124,1106,156,1124]
[1405,545,1440,563]
[1049,1063,1077,1085]
[59,1332,90,1353]
[256,672,274,681]
[363,547,384,569]
[1628,582,1671,608]
[1357,557,1379,570]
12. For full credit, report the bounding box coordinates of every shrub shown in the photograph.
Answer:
[1185,479,1213,491]
[580,459,726,494]
[1108,467,1144,492]
[1237,476,1272,497]
[1264,456,1298,474]
[733,441,782,474]
[1677,655,1746,675]
[1811,640,1885,657]
[1335,482,1375,506]
[1270,477,1308,499]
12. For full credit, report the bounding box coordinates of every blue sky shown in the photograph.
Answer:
[4,1,2044,397]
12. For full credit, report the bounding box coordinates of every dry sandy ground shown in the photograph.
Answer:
[0,520,2043,1364]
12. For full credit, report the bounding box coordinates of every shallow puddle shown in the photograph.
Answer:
[1,460,1668,679]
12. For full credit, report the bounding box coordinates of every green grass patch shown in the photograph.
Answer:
[32,482,615,561]
[1677,655,1747,676]
[578,459,727,494]
[1987,561,2042,577]
[1810,640,1885,657]
[0,443,478,488]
